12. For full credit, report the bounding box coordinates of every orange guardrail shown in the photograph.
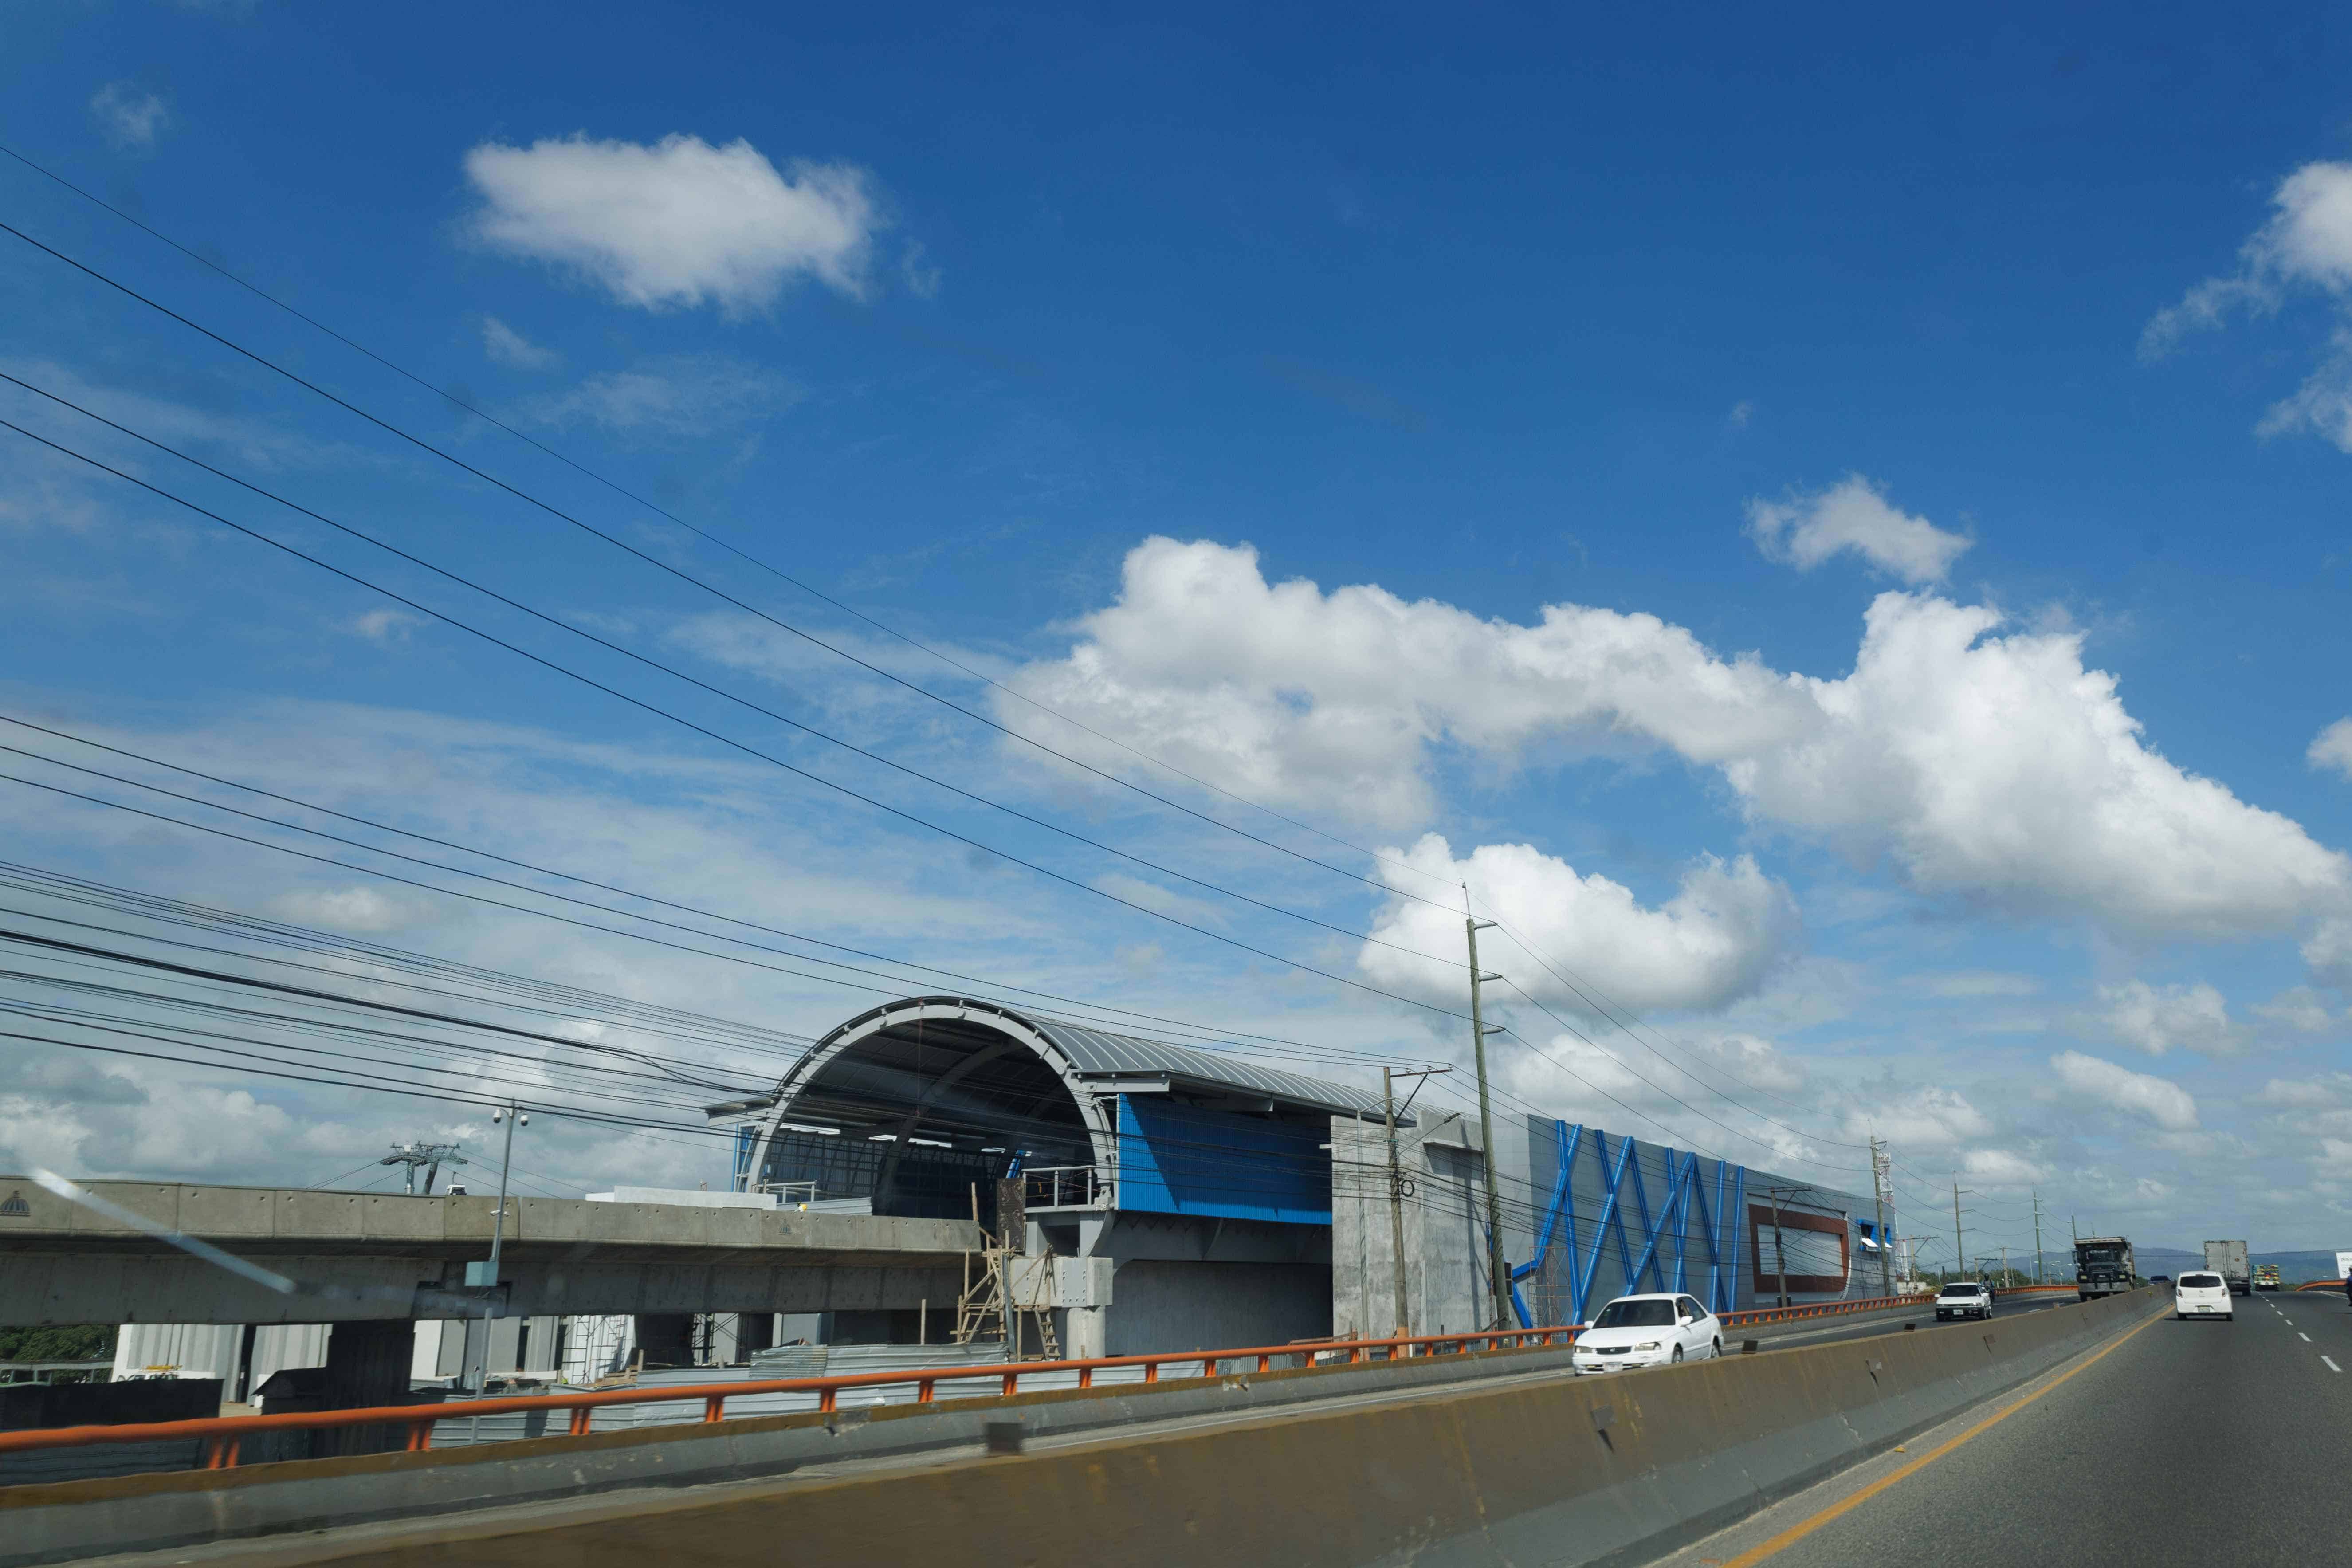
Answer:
[2293,1278,2348,1292]
[0,1293,1935,1473]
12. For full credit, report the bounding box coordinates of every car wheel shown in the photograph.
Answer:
[1712,1337,1724,1359]
[1671,1345,1684,1364]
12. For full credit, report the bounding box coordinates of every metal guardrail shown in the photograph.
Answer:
[0,1293,1938,1473]
[2293,1278,2348,1292]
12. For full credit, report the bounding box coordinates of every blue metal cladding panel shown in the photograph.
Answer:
[1509,1123,1753,1325]
[1113,1095,1331,1225]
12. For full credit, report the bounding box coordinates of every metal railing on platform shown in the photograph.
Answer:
[0,1292,1939,1474]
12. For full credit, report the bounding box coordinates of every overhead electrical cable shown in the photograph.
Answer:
[0,153,1469,903]
[0,226,1475,933]
[0,414,1480,1025]
[0,367,1469,983]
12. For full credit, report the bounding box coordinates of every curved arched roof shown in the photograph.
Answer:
[769,995,1398,1124]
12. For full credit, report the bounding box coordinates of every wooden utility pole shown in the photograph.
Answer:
[1464,905,1508,1331]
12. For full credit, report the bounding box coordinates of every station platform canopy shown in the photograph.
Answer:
[719,996,1399,1229]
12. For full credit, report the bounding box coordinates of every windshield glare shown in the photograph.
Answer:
[1591,1299,1677,1329]
[2179,1274,2223,1289]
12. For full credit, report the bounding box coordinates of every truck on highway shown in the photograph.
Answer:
[2075,1236,2136,1301]
[2202,1239,2250,1297]
[2254,1264,2281,1292]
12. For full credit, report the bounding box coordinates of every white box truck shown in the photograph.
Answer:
[2202,1239,2250,1297]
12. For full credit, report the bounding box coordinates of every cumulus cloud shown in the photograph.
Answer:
[2311,718,2352,780]
[1009,539,2352,946]
[2252,1071,2352,1109]
[480,316,560,371]
[515,356,797,440]
[462,134,881,313]
[1745,475,1971,585]
[2050,1050,2199,1130]
[1962,1148,2047,1186]
[2144,161,2352,450]
[2254,986,2336,1035]
[1843,1085,1991,1149]
[2096,979,2239,1056]
[90,82,170,151]
[1359,835,1798,1014]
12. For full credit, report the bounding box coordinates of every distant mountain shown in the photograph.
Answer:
[1979,1246,2344,1283]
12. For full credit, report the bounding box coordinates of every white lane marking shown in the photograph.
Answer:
[2300,1333,2312,1343]
[2324,1356,2343,1374]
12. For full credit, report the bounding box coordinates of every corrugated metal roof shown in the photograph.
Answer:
[1026,1015,1398,1120]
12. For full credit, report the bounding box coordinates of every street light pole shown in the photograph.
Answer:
[470,1103,527,1396]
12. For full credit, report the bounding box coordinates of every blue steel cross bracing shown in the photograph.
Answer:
[1504,1123,1751,1327]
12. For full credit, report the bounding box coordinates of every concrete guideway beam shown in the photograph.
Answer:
[0,1177,980,1325]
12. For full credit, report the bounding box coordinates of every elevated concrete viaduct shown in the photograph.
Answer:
[0,1178,978,1326]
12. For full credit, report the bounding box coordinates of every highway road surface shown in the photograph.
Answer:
[1746,1289,2072,1356]
[1661,1287,2352,1567]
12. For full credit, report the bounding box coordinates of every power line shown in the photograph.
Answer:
[0,367,1469,986]
[0,411,1484,1028]
[0,145,1469,905]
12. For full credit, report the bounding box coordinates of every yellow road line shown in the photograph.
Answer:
[1716,1305,2170,1568]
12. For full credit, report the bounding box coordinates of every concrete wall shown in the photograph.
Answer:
[1104,1261,1330,1356]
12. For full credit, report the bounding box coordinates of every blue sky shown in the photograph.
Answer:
[3,1,2350,1260]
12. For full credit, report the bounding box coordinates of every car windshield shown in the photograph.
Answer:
[2080,1248,2123,1264]
[1939,1284,1979,1296]
[1591,1299,1677,1329]
[2179,1273,2223,1289]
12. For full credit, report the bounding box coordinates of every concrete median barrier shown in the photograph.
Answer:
[2,1289,2158,1567]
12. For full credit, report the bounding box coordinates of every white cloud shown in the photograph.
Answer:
[2096,979,2238,1056]
[1962,1148,2046,1186]
[2254,986,2335,1035]
[516,356,797,440]
[263,886,423,934]
[2310,718,2352,780]
[1744,475,1971,585]
[90,82,170,152]
[1359,834,1798,1015]
[480,317,560,371]
[1844,1085,1991,1149]
[462,133,881,313]
[2050,1050,2199,1130]
[2144,161,2352,451]
[348,607,426,644]
[1728,400,1753,428]
[2253,1072,2352,1109]
[1010,539,2352,945]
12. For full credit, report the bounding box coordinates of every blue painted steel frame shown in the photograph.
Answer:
[1507,1123,1749,1325]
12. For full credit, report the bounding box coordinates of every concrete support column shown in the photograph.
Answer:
[1064,1305,1108,1358]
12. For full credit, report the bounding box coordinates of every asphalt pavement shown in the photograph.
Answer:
[1743,1289,2072,1355]
[1659,1285,2352,1567]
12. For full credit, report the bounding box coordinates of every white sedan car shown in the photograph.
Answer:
[2174,1271,2233,1321]
[1571,1292,1723,1375]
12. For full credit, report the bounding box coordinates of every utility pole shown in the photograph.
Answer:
[1951,1183,1972,1283]
[379,1140,465,1195]
[1380,1065,1449,1340]
[467,1102,528,1408]
[1759,1185,1807,1307]
[1464,899,1508,1332]
[2032,1191,2045,1285]
[1869,1138,1893,1298]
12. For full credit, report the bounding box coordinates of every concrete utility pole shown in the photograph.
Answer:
[468,1103,528,1401]
[1759,1185,1807,1307]
[2032,1191,2045,1285]
[1464,900,1508,1332]
[1951,1183,1972,1283]
[1869,1137,1893,1297]
[1380,1065,1449,1339]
